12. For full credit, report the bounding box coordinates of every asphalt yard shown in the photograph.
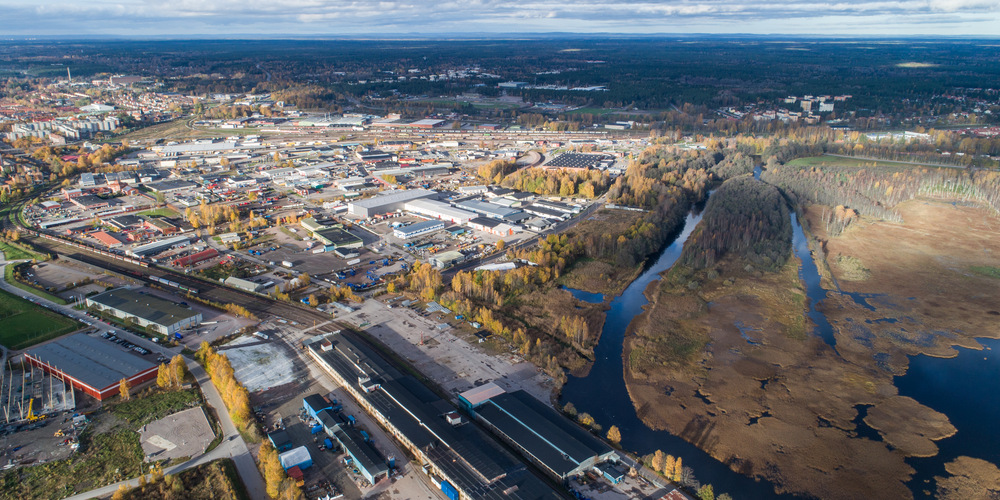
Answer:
[337,298,556,405]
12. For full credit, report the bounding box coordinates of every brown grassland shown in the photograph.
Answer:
[622,196,1000,499]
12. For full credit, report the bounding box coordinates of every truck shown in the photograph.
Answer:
[282,261,293,268]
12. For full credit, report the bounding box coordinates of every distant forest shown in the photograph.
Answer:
[2,38,999,125]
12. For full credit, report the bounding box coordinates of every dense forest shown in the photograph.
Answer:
[762,163,1000,226]
[679,176,792,272]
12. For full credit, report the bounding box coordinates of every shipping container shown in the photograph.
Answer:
[441,480,459,500]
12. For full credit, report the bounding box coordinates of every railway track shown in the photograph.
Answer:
[21,233,331,327]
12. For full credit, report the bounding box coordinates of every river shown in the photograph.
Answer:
[562,177,1000,498]
[559,194,794,499]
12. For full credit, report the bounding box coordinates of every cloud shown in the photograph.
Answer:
[1,0,999,35]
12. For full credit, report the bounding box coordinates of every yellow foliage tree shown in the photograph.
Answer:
[119,378,131,401]
[606,425,621,444]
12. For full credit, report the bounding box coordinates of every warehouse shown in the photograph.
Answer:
[24,333,158,401]
[127,235,190,257]
[224,276,265,293]
[303,394,334,420]
[329,423,389,485]
[348,189,437,217]
[429,250,466,269]
[305,331,558,500]
[393,220,444,240]
[172,248,219,267]
[455,199,521,220]
[314,228,363,249]
[86,288,202,335]
[404,199,475,224]
[279,446,313,470]
[473,389,617,481]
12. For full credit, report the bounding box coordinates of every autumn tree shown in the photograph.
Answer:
[673,457,683,482]
[170,355,187,386]
[663,454,676,477]
[606,425,621,445]
[697,485,715,500]
[156,363,171,388]
[651,450,666,473]
[119,378,131,400]
[578,412,595,427]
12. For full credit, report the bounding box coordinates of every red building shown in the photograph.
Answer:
[24,334,158,401]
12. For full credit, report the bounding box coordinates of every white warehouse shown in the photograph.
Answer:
[404,199,476,225]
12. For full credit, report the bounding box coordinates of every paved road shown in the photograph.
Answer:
[0,255,268,500]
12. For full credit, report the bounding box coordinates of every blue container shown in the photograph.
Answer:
[324,438,333,449]
[311,424,323,434]
[441,480,459,500]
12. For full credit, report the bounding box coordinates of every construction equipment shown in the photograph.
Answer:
[26,399,43,421]
[54,429,64,437]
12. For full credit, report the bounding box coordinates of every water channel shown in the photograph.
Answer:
[559,195,794,499]
[560,169,1000,498]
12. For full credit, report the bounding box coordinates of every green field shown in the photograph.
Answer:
[0,288,81,350]
[0,240,41,261]
[566,107,619,115]
[785,155,939,169]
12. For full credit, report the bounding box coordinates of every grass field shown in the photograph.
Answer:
[136,208,180,218]
[566,107,619,115]
[121,119,214,141]
[785,155,939,169]
[0,287,81,350]
[0,240,41,261]
[111,389,202,426]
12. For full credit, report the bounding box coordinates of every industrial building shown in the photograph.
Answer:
[86,288,202,335]
[393,220,445,240]
[404,199,476,225]
[24,333,158,401]
[224,276,266,293]
[329,423,390,485]
[348,189,437,217]
[303,394,334,419]
[127,235,190,258]
[468,388,617,481]
[305,331,559,500]
[279,446,313,470]
[429,250,466,269]
[268,429,294,452]
[455,200,522,220]
[314,228,363,249]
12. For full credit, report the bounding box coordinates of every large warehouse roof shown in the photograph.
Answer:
[89,288,199,327]
[25,333,156,391]
[349,189,436,210]
[476,390,614,479]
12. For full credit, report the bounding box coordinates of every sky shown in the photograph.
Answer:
[3,0,1000,36]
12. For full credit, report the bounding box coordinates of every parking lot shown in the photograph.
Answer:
[338,298,557,405]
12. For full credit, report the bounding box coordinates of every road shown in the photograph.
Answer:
[0,253,268,500]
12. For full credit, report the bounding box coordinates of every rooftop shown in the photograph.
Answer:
[88,288,200,327]
[25,333,156,391]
